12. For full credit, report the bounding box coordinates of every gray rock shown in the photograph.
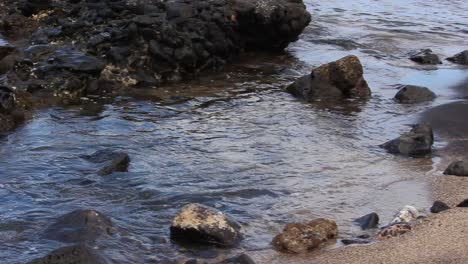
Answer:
[354,212,379,230]
[81,149,130,176]
[380,124,434,157]
[394,85,436,103]
[430,201,450,213]
[287,55,371,101]
[27,244,108,264]
[170,203,243,247]
[409,49,441,65]
[447,50,468,65]
[444,160,468,176]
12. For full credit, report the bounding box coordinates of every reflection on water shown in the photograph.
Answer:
[0,0,468,263]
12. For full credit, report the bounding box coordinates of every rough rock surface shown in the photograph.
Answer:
[380,124,434,157]
[287,55,371,101]
[409,49,441,65]
[81,149,130,176]
[44,209,113,243]
[443,160,468,177]
[272,218,338,254]
[391,205,420,224]
[27,244,108,264]
[447,50,468,65]
[394,85,436,103]
[377,223,412,240]
[170,203,243,247]
[353,212,379,230]
[430,201,450,213]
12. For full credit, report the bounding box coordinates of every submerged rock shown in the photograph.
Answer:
[409,49,441,65]
[380,124,434,157]
[354,212,379,230]
[44,209,113,243]
[170,203,243,247]
[391,205,420,224]
[430,201,450,213]
[272,218,338,254]
[287,55,371,101]
[81,149,130,176]
[377,223,412,240]
[27,244,108,264]
[394,85,436,103]
[447,50,468,65]
[216,253,256,264]
[443,160,468,177]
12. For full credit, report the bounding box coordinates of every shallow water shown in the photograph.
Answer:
[1,0,468,263]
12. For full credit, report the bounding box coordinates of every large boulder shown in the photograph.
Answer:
[27,244,108,264]
[170,203,243,247]
[444,160,468,177]
[380,124,434,157]
[447,50,468,65]
[81,149,130,176]
[287,55,371,101]
[43,209,113,243]
[394,85,436,103]
[409,49,441,65]
[354,212,379,230]
[272,218,338,254]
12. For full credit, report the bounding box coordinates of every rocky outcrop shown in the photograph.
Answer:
[272,218,338,254]
[287,55,371,101]
[430,201,450,213]
[377,223,411,240]
[394,85,436,103]
[43,209,113,243]
[391,205,420,224]
[354,212,379,230]
[380,124,434,157]
[444,160,468,177]
[447,50,468,65]
[27,244,108,264]
[81,149,130,176]
[170,203,243,247]
[409,49,441,65]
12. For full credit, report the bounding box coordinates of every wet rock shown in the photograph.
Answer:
[170,203,243,247]
[27,244,108,264]
[409,49,442,65]
[394,85,436,103]
[0,86,25,133]
[354,212,379,230]
[380,124,434,157]
[391,205,420,224]
[377,223,411,240]
[39,48,105,74]
[18,0,53,17]
[287,55,371,101]
[0,41,15,61]
[81,149,130,176]
[457,199,468,208]
[272,218,338,254]
[443,160,468,177]
[44,209,113,243]
[341,238,371,245]
[447,50,468,65]
[430,201,450,213]
[216,253,256,264]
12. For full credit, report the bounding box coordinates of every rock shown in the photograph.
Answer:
[394,85,436,103]
[170,203,243,247]
[272,218,338,254]
[377,223,411,240]
[391,205,420,224]
[380,124,434,157]
[287,55,371,101]
[443,160,468,177]
[216,253,256,264]
[0,86,25,133]
[354,212,379,230]
[43,209,113,243]
[447,50,468,65]
[430,201,450,213]
[409,49,442,65]
[27,244,108,264]
[0,40,15,61]
[341,238,371,245]
[39,48,105,74]
[457,199,468,208]
[81,149,130,176]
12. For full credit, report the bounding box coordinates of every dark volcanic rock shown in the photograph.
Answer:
[430,201,450,213]
[170,203,243,247]
[444,160,468,177]
[27,244,108,264]
[354,212,379,230]
[380,124,434,157]
[287,55,371,101]
[341,238,371,245]
[394,85,436,103]
[44,209,113,243]
[457,199,468,207]
[81,149,130,176]
[272,218,338,254]
[447,50,468,65]
[409,49,442,65]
